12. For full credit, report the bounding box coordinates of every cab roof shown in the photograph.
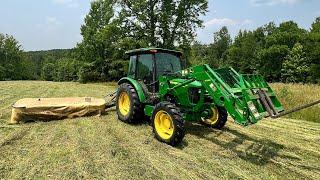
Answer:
[125,48,182,56]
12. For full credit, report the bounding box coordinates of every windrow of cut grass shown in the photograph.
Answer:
[270,83,320,123]
[0,81,319,179]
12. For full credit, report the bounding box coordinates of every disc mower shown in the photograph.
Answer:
[114,48,319,146]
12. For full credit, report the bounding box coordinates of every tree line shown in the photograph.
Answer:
[191,18,320,83]
[0,0,319,84]
[0,34,37,80]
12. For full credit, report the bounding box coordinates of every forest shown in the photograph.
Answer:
[0,0,319,84]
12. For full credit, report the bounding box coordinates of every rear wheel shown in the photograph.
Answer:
[152,102,185,146]
[116,83,143,123]
[201,106,228,129]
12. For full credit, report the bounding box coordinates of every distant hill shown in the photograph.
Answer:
[25,49,75,78]
[26,49,74,60]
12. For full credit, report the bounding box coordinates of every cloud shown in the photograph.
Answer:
[36,17,61,31]
[198,18,254,44]
[315,10,320,15]
[46,17,61,26]
[53,0,79,8]
[204,18,252,27]
[250,0,301,6]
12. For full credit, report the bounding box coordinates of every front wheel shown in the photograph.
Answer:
[201,106,228,129]
[152,102,185,146]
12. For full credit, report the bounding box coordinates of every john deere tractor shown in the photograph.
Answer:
[116,48,285,146]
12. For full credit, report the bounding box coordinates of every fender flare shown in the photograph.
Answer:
[118,77,146,103]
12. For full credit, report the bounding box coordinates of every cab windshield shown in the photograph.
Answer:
[155,53,182,78]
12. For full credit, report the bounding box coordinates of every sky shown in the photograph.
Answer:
[0,0,319,51]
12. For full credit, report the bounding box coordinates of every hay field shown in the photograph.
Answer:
[0,81,319,179]
[270,83,320,123]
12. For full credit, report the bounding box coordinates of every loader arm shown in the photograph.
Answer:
[172,64,284,126]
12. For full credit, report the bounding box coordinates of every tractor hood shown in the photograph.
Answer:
[169,78,202,88]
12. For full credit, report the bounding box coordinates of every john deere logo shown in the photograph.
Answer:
[210,83,216,91]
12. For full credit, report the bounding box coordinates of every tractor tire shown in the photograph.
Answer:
[201,106,228,129]
[152,102,185,146]
[116,83,143,123]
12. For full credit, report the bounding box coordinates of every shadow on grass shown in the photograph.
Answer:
[0,127,30,148]
[185,123,296,166]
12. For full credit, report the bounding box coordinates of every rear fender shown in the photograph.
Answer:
[118,77,147,103]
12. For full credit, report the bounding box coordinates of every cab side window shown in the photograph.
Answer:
[136,54,153,81]
[128,55,137,78]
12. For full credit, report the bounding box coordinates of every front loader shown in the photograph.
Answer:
[113,48,319,146]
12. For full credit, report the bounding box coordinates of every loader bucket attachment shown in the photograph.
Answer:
[221,68,283,119]
[213,67,284,125]
[189,65,284,126]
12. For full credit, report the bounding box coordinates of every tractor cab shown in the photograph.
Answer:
[125,48,183,92]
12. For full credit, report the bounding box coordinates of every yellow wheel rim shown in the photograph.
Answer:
[118,92,131,116]
[202,107,219,125]
[154,110,174,140]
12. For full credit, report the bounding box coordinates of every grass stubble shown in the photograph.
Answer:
[0,81,319,179]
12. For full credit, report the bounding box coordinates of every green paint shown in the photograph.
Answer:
[118,77,146,102]
[118,49,284,126]
[144,105,154,117]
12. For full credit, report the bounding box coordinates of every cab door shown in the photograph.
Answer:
[135,54,156,92]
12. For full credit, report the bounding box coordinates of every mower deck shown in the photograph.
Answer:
[10,97,106,124]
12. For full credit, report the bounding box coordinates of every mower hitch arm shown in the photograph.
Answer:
[105,91,117,109]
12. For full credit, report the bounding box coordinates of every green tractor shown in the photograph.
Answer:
[115,48,284,146]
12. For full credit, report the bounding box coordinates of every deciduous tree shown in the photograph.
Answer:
[119,0,208,48]
[282,43,310,83]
